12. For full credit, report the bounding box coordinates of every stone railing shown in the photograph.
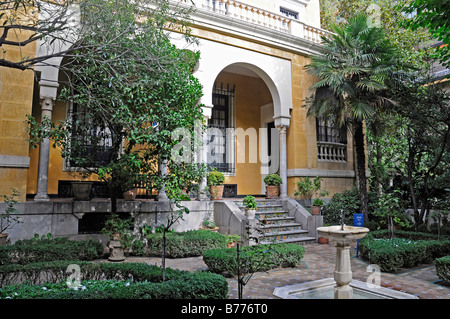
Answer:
[194,0,329,44]
[317,142,347,162]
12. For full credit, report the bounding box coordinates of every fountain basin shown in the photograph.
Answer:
[273,278,419,299]
[317,225,369,243]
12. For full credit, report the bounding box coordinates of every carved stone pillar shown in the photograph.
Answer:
[34,97,55,202]
[277,124,288,199]
[198,112,211,201]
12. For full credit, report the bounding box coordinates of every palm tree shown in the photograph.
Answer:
[305,14,399,221]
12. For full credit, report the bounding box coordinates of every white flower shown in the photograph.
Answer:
[125,282,130,287]
[42,287,47,290]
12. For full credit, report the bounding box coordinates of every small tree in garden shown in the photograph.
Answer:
[27,0,204,215]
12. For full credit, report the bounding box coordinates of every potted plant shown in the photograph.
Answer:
[311,198,325,215]
[102,213,133,261]
[70,171,93,201]
[227,234,241,248]
[263,174,282,199]
[0,189,21,245]
[243,195,258,219]
[201,219,219,232]
[207,169,225,200]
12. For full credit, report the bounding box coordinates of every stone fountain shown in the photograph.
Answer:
[316,224,369,299]
[273,211,418,299]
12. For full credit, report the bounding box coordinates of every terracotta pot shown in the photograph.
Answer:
[200,226,219,232]
[0,233,8,245]
[318,237,329,244]
[209,185,224,200]
[71,181,93,201]
[227,242,237,248]
[311,206,321,215]
[265,185,280,199]
[123,188,137,201]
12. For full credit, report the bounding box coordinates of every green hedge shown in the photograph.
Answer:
[203,243,305,276]
[435,256,450,285]
[0,261,228,299]
[359,230,450,273]
[0,238,104,266]
[133,230,227,258]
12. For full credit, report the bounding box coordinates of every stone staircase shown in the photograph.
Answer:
[234,199,315,245]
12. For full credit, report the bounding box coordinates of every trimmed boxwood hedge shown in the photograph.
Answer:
[203,243,305,276]
[0,238,104,266]
[359,230,450,273]
[132,230,227,258]
[435,256,450,285]
[0,261,228,299]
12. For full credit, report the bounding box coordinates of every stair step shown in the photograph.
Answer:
[258,217,295,225]
[260,236,316,245]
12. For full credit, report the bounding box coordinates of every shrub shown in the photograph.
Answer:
[0,238,104,266]
[264,174,282,186]
[132,230,227,258]
[359,230,450,272]
[203,243,305,276]
[0,262,228,299]
[207,170,225,186]
[435,256,450,285]
[243,195,257,210]
[321,187,379,225]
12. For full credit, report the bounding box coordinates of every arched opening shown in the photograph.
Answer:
[206,63,278,196]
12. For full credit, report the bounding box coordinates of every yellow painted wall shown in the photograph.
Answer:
[0,15,36,201]
[215,71,272,195]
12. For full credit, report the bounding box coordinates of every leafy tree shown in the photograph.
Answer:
[387,75,450,229]
[28,0,205,213]
[305,14,400,221]
[320,0,431,70]
[400,0,450,72]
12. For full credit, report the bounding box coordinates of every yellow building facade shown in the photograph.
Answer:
[1,0,357,203]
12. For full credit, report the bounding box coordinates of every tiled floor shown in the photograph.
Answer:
[123,241,450,299]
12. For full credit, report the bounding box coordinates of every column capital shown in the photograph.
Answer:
[273,115,290,128]
[40,96,56,112]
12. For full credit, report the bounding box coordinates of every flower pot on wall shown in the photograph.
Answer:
[209,185,224,200]
[123,188,137,201]
[311,206,321,215]
[265,185,280,199]
[71,181,93,201]
[245,209,256,220]
[0,233,8,245]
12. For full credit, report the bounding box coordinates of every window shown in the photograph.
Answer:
[207,85,235,173]
[280,7,298,20]
[316,117,346,144]
[66,101,115,169]
[316,117,347,162]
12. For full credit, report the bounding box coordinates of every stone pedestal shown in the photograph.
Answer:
[334,242,353,299]
[108,240,125,262]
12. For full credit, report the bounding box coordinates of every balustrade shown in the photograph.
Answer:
[196,0,329,42]
[317,142,347,162]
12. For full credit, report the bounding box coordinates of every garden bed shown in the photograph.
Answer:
[203,243,305,276]
[359,230,450,273]
[131,229,227,258]
[435,256,450,285]
[0,260,228,299]
[0,237,104,266]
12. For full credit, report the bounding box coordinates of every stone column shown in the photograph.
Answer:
[198,111,211,201]
[277,124,288,199]
[34,97,55,202]
[157,159,169,201]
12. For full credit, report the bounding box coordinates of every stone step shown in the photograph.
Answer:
[259,236,316,245]
[258,216,296,225]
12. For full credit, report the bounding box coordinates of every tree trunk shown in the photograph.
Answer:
[354,121,369,222]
